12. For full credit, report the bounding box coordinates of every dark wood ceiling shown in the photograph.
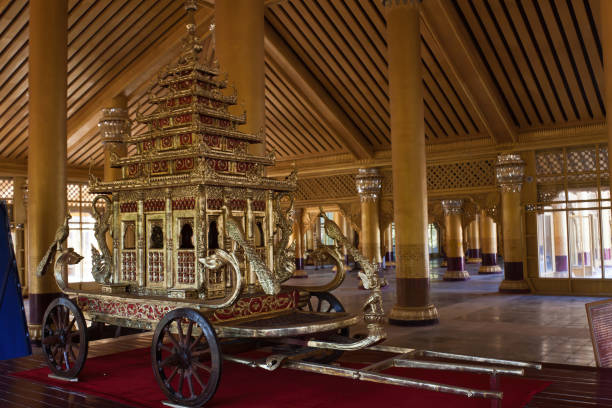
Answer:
[0,0,604,167]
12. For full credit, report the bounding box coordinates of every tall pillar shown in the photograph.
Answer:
[496,154,530,292]
[478,210,502,273]
[466,216,481,263]
[293,209,306,278]
[342,216,351,265]
[442,200,469,281]
[355,168,382,265]
[27,0,68,341]
[384,224,394,263]
[553,207,569,273]
[603,0,612,182]
[99,94,130,182]
[215,0,265,156]
[13,177,27,293]
[386,0,438,326]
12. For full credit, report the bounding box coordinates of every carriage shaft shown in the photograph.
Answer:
[281,360,503,400]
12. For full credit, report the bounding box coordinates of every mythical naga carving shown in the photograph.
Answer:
[91,195,113,284]
[221,192,295,295]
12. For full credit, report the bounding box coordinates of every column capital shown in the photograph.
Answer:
[355,167,382,202]
[441,199,463,215]
[495,154,525,193]
[382,0,422,10]
[98,107,131,144]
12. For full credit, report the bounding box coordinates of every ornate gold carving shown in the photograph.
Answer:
[91,195,113,284]
[355,167,382,202]
[496,154,525,193]
[441,199,463,216]
[396,244,427,278]
[36,212,71,277]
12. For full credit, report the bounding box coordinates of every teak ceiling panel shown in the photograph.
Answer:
[0,0,607,169]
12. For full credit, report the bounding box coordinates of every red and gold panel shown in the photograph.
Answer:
[120,202,137,213]
[179,133,192,146]
[203,134,221,148]
[252,200,266,212]
[144,199,165,212]
[229,199,246,211]
[126,163,143,178]
[207,198,223,210]
[172,197,196,211]
[121,251,136,282]
[178,95,192,106]
[175,157,195,172]
[174,80,192,91]
[142,139,155,151]
[160,136,173,150]
[236,162,255,173]
[209,290,299,323]
[152,117,170,130]
[148,250,164,283]
[199,114,214,125]
[173,113,192,125]
[207,158,229,172]
[151,160,169,174]
[177,251,195,284]
[218,119,231,128]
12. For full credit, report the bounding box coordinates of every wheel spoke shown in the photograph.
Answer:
[160,354,179,368]
[192,360,211,373]
[316,299,322,312]
[56,308,62,330]
[307,299,313,311]
[69,344,78,361]
[165,328,181,349]
[66,316,76,333]
[63,351,71,370]
[49,311,59,329]
[160,344,174,354]
[166,366,179,384]
[187,372,194,398]
[191,347,210,358]
[177,369,185,397]
[189,333,204,351]
[176,320,185,345]
[186,321,194,345]
[192,369,206,389]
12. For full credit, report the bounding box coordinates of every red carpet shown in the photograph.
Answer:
[13,347,549,407]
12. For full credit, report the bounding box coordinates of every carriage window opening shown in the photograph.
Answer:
[150,225,164,249]
[180,223,194,249]
[208,221,219,249]
[255,221,265,247]
[123,223,135,249]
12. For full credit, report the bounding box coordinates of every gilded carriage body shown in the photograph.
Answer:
[88,43,295,302]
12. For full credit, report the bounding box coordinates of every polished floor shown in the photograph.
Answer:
[287,259,603,367]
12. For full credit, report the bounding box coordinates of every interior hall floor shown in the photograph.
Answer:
[286,259,604,367]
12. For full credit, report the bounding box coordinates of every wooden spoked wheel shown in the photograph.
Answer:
[41,297,88,379]
[299,292,349,364]
[152,308,221,407]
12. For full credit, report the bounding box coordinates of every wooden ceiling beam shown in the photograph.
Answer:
[422,0,516,144]
[264,22,373,159]
[66,6,214,156]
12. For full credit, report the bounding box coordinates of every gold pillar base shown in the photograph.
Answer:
[28,323,42,342]
[478,265,502,274]
[443,270,470,281]
[441,260,447,267]
[293,269,308,279]
[499,279,530,293]
[389,304,439,326]
[466,257,481,264]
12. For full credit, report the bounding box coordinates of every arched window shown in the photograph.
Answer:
[123,223,135,249]
[208,221,219,249]
[179,223,194,249]
[255,221,265,247]
[150,225,164,249]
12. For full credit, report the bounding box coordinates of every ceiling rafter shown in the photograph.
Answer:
[422,0,516,144]
[263,21,373,160]
[65,6,214,158]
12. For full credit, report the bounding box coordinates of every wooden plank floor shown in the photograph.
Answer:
[1,332,612,407]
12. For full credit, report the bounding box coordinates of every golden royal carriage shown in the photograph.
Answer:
[37,4,540,407]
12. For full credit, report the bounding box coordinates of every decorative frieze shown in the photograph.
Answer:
[355,168,382,202]
[98,107,131,144]
[441,199,463,216]
[495,154,525,193]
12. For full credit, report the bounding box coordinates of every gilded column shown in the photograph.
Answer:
[496,154,530,292]
[27,0,68,340]
[384,224,394,263]
[342,216,351,265]
[442,200,469,281]
[13,177,27,293]
[603,0,612,182]
[478,210,502,274]
[293,208,307,278]
[553,207,568,273]
[466,216,481,263]
[386,0,438,325]
[355,168,382,265]
[98,94,130,182]
[215,0,265,156]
